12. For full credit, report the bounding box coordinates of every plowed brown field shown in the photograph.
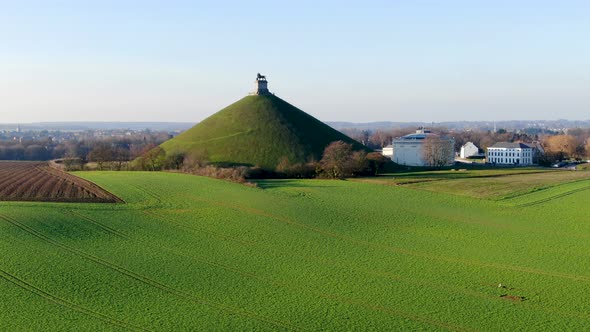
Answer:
[0,161,122,203]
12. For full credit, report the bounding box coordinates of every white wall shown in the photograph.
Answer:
[382,147,393,159]
[393,141,425,166]
[460,142,479,158]
[393,139,454,166]
[486,147,534,165]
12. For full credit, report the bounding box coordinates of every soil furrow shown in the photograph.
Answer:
[0,162,121,203]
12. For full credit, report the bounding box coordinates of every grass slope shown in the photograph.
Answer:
[161,95,368,169]
[356,168,590,199]
[0,171,590,330]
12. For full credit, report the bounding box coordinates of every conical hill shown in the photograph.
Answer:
[160,94,368,169]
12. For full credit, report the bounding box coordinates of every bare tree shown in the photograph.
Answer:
[369,131,392,148]
[366,152,390,175]
[87,143,113,170]
[543,135,577,160]
[349,150,369,175]
[422,136,453,168]
[113,147,130,170]
[183,149,210,170]
[321,141,354,178]
[320,141,368,178]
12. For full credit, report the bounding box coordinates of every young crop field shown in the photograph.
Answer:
[356,168,590,200]
[0,161,121,203]
[0,170,589,330]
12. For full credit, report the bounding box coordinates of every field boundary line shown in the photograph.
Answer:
[499,177,590,200]
[513,186,590,207]
[0,268,149,331]
[0,213,303,331]
[356,170,553,187]
[40,165,124,203]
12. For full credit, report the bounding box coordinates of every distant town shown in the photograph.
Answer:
[0,123,180,161]
[1,119,588,168]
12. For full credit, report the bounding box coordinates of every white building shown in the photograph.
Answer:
[460,142,480,158]
[487,142,534,165]
[382,144,393,159]
[391,129,455,167]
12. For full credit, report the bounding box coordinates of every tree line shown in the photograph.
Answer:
[132,141,391,182]
[343,126,590,163]
[0,131,171,171]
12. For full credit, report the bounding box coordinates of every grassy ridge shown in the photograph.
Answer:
[160,95,368,169]
[0,171,589,330]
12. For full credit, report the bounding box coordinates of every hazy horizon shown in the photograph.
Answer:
[2,1,589,123]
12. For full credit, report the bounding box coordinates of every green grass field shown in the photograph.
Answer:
[1,170,590,330]
[356,168,590,199]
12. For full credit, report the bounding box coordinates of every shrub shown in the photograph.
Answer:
[366,152,390,175]
[349,151,369,175]
[319,141,368,179]
[275,156,318,178]
[142,147,166,171]
[165,152,185,170]
[182,150,210,169]
[183,165,255,185]
[320,141,354,178]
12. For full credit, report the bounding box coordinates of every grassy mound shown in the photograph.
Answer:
[160,95,368,169]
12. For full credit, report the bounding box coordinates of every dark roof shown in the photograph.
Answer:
[489,142,532,149]
[399,132,439,140]
[461,141,478,148]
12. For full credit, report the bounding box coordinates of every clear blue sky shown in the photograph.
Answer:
[1,0,589,123]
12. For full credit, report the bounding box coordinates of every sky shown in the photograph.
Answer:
[1,0,589,123]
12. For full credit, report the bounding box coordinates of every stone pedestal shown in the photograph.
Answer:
[251,74,271,95]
